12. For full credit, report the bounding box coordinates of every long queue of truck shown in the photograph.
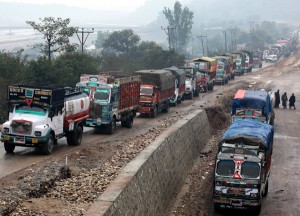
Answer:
[0,46,279,158]
[213,89,275,214]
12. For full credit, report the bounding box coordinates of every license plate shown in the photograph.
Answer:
[32,138,38,144]
[14,137,25,144]
[231,199,242,207]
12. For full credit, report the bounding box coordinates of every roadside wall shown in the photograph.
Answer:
[85,109,211,216]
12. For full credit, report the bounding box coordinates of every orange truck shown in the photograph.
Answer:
[134,69,175,117]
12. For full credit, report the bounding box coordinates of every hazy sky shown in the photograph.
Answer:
[0,0,147,12]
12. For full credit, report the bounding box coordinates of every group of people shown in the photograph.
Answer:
[274,90,296,110]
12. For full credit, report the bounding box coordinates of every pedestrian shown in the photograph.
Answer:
[274,90,280,108]
[289,93,296,110]
[281,92,288,109]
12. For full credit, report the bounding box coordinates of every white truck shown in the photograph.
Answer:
[1,85,90,155]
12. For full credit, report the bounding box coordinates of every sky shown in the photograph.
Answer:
[0,0,148,12]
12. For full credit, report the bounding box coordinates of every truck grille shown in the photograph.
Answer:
[11,120,32,135]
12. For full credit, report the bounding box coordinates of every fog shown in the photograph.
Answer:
[0,0,299,52]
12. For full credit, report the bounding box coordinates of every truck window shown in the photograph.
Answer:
[241,161,260,178]
[81,87,90,96]
[216,160,235,176]
[140,87,153,95]
[15,105,46,116]
[94,89,110,101]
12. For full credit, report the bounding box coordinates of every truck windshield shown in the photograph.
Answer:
[15,105,46,116]
[216,160,235,176]
[80,87,90,96]
[94,89,110,101]
[241,161,260,179]
[140,87,153,95]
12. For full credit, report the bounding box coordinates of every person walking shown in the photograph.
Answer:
[274,90,280,108]
[289,93,296,110]
[281,92,288,109]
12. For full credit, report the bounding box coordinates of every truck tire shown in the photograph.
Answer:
[125,117,133,128]
[121,120,126,127]
[253,204,261,215]
[263,181,269,197]
[162,103,170,113]
[204,85,208,93]
[106,119,116,134]
[41,134,54,155]
[194,87,200,97]
[151,107,157,118]
[4,142,15,153]
[214,203,221,213]
[67,125,83,146]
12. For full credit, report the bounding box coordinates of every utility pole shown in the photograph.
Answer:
[76,28,94,53]
[249,22,255,49]
[161,26,175,51]
[223,31,227,52]
[197,35,206,56]
[206,34,209,56]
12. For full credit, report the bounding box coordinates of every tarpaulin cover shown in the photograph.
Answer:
[220,118,274,151]
[231,90,273,117]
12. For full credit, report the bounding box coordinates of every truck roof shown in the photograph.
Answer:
[231,89,273,117]
[192,57,217,65]
[220,118,274,152]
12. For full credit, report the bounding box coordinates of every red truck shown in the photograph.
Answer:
[134,69,175,117]
[253,50,263,68]
[76,73,141,134]
[241,50,254,72]
[1,85,90,154]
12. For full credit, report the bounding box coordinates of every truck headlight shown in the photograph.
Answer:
[250,193,258,197]
[3,127,9,133]
[34,131,42,137]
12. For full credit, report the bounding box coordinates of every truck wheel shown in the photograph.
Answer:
[126,117,133,128]
[162,103,170,113]
[151,107,157,118]
[41,134,54,155]
[210,83,214,91]
[263,181,269,197]
[194,87,200,97]
[204,86,208,93]
[214,203,221,213]
[67,125,83,146]
[121,120,126,127]
[106,119,116,134]
[4,142,15,153]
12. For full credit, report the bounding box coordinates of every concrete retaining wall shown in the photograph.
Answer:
[85,109,211,216]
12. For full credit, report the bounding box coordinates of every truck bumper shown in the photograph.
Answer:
[139,107,153,114]
[213,196,260,210]
[1,134,48,147]
[85,118,110,127]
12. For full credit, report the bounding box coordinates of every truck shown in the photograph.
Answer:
[213,56,232,85]
[231,89,275,125]
[232,51,246,76]
[164,66,186,106]
[76,73,141,134]
[134,69,175,117]
[253,50,263,68]
[241,50,254,72]
[192,57,216,92]
[181,67,201,99]
[1,85,90,155]
[213,118,274,214]
[222,53,237,80]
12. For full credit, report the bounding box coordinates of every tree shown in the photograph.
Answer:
[26,17,77,61]
[95,31,110,49]
[163,1,194,53]
[103,29,140,54]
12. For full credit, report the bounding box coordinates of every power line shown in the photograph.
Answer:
[76,28,94,53]
[161,26,175,51]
